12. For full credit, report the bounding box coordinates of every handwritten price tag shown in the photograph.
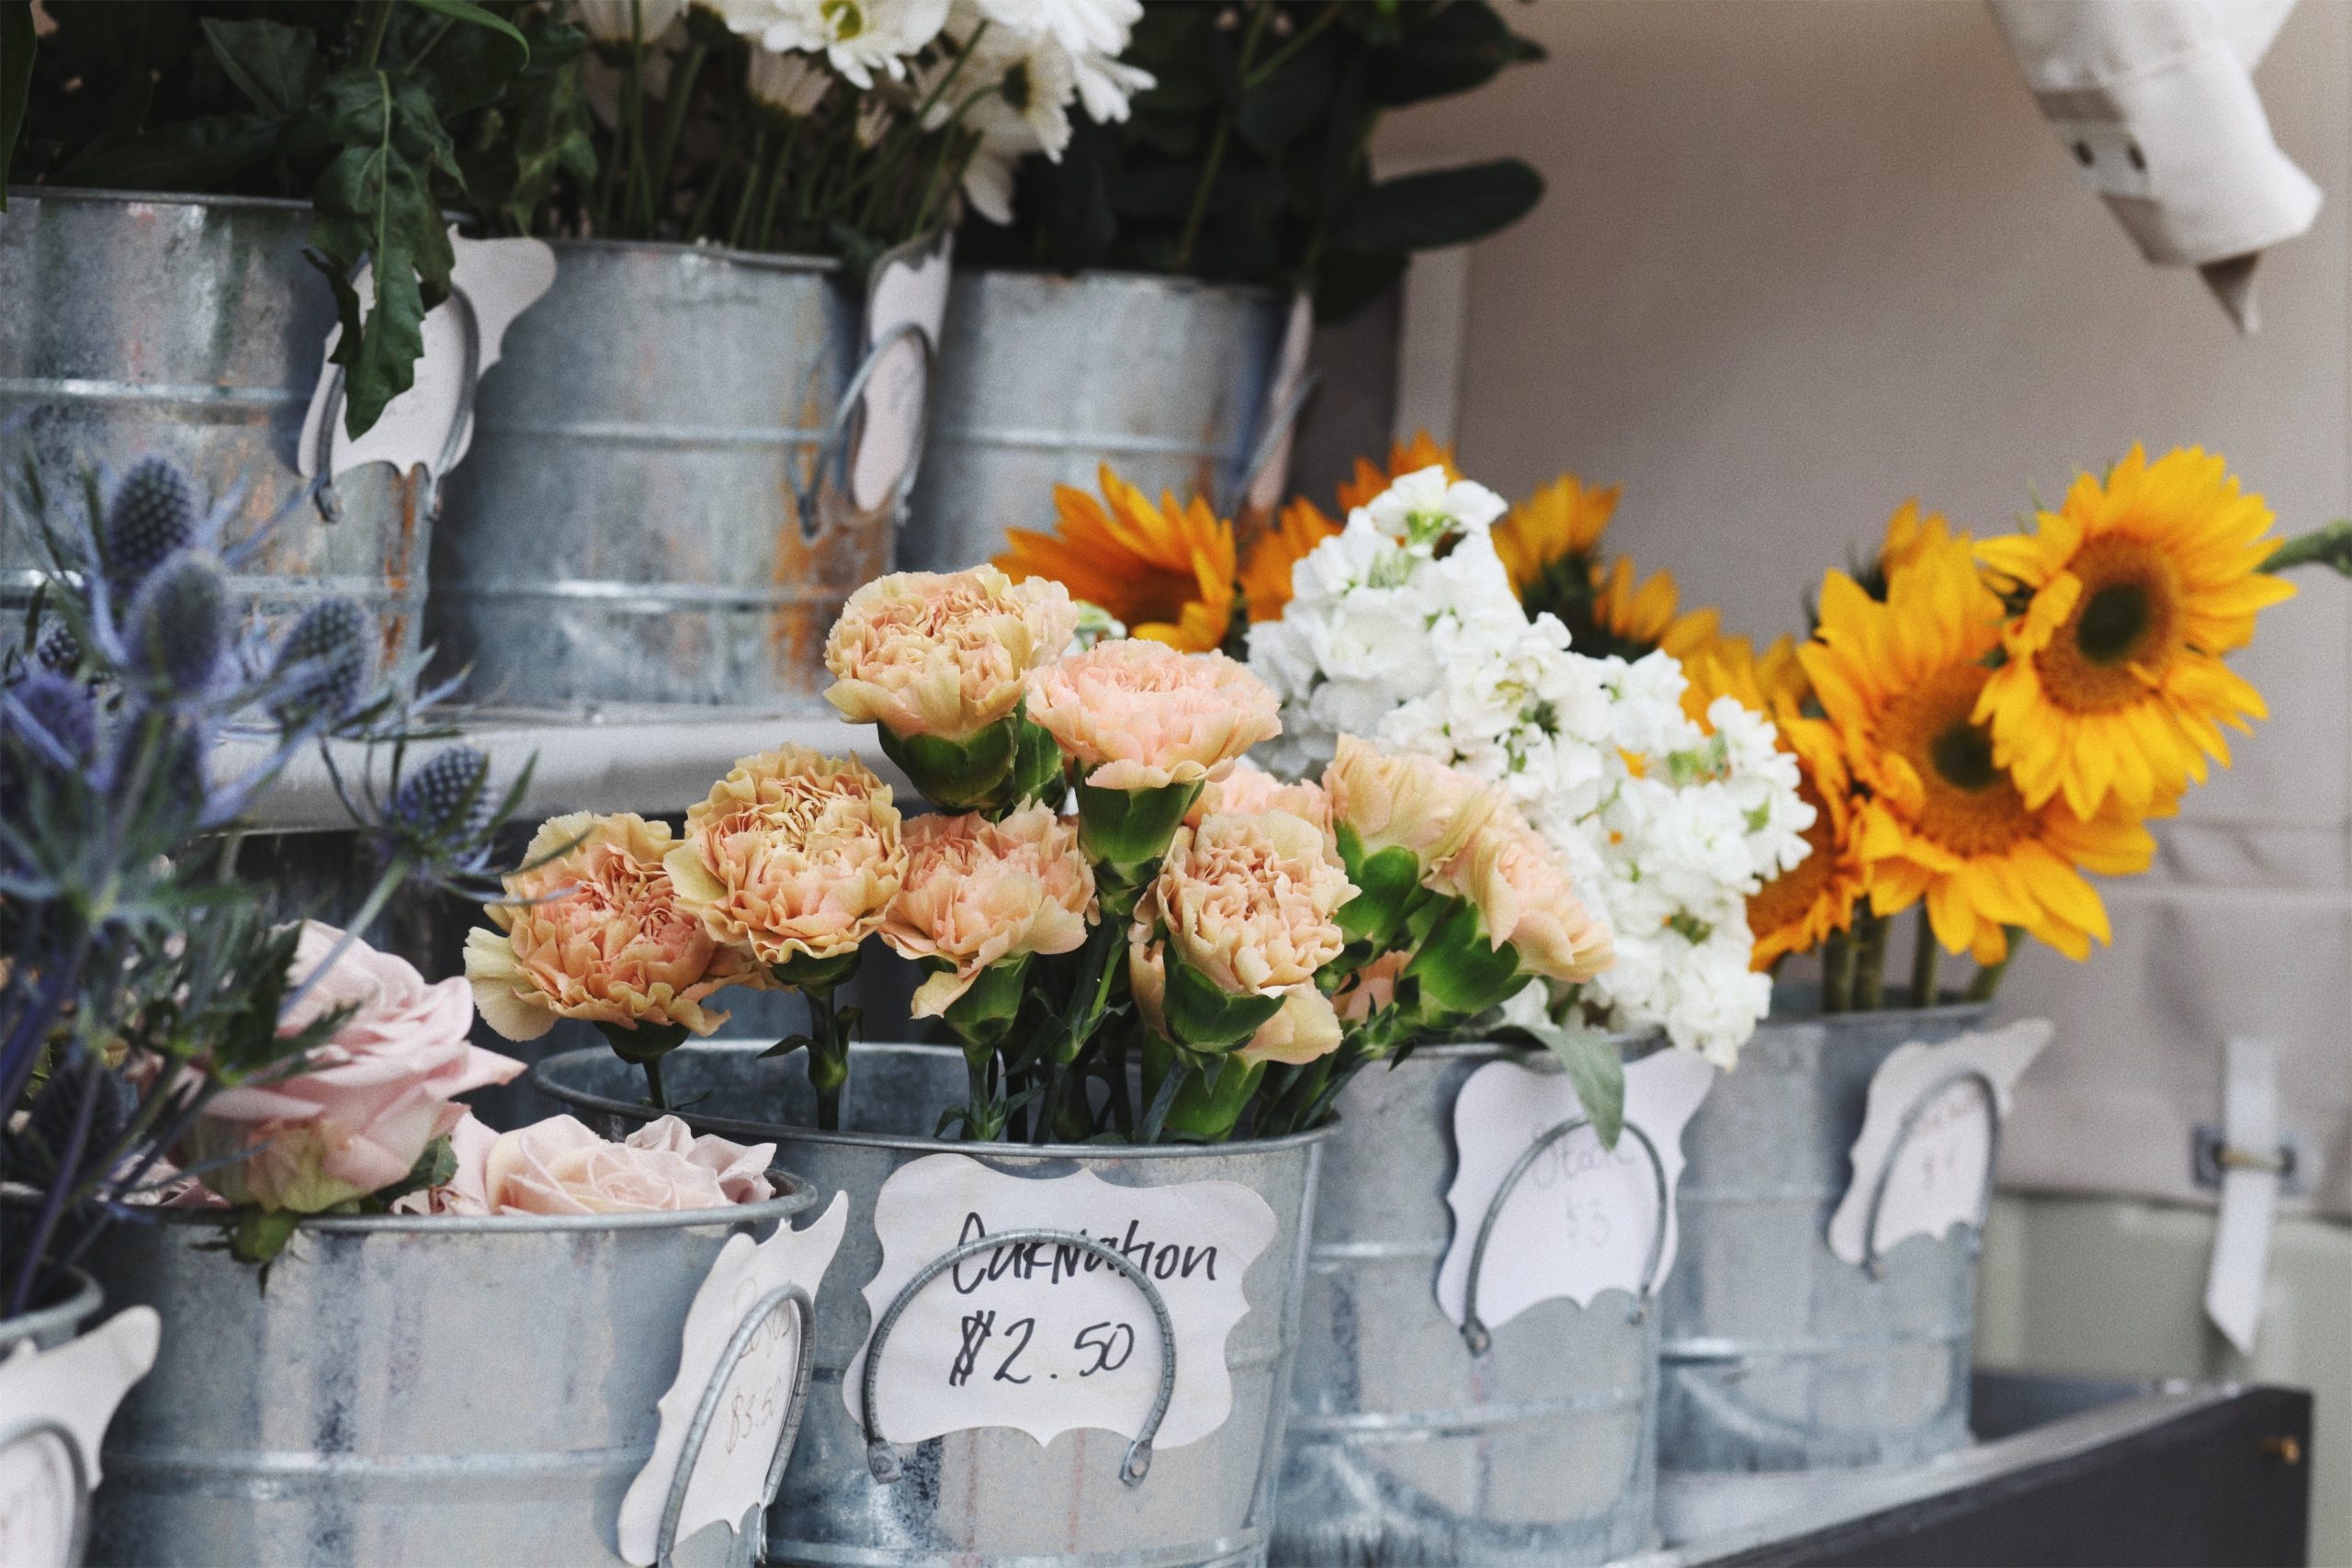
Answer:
[1435,1050,1714,1329]
[0,1304,158,1568]
[846,1155,1276,1451]
[1826,1020,2052,1267]
[616,1195,848,1567]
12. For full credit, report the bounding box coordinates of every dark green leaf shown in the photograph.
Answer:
[54,112,282,191]
[198,17,319,119]
[1312,245,1407,325]
[1,0,34,207]
[1328,159,1544,254]
[407,0,530,67]
[1363,2,1534,107]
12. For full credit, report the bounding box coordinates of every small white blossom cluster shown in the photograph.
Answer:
[581,0,1152,225]
[1247,468,1815,1066]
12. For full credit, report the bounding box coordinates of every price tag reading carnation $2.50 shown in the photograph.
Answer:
[845,1155,1278,1451]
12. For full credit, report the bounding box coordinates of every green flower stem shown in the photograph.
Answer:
[642,1054,669,1111]
[642,39,709,233]
[805,982,846,1131]
[727,123,772,248]
[1821,929,1857,1013]
[1908,909,1941,1010]
[356,0,396,69]
[1852,906,1891,1011]
[1967,927,2027,1002]
[1174,0,1271,272]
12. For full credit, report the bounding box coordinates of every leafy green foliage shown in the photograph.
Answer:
[959,0,1545,321]
[10,2,565,436]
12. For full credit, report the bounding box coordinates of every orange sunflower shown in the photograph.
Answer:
[1973,445,2293,818]
[994,466,1238,653]
[1239,496,1343,623]
[1801,533,2158,964]
[1334,430,1461,513]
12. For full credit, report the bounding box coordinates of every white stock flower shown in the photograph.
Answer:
[1361,465,1509,548]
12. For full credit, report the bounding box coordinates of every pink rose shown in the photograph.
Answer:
[466,812,761,1043]
[473,1114,777,1215]
[1430,807,1615,984]
[823,568,1080,742]
[880,804,1097,1017]
[187,923,524,1213]
[1023,639,1282,792]
[664,746,908,968]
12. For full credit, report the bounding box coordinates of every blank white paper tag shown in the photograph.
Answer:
[1434,1050,1715,1329]
[849,232,952,514]
[616,1194,848,1567]
[845,1154,1275,1451]
[0,1305,159,1568]
[1826,1020,2051,1267]
[2204,1036,2281,1355]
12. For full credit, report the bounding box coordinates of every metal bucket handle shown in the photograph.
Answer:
[857,1224,1179,1490]
[1859,1065,2004,1280]
[792,319,933,543]
[657,1281,818,1568]
[311,284,483,525]
[1460,1117,1671,1355]
[0,1416,90,1565]
[1218,367,1319,519]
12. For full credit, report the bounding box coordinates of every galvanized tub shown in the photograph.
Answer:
[1275,1043,1664,1567]
[0,188,449,669]
[902,269,1309,575]
[431,238,918,705]
[84,1178,819,1567]
[533,1039,1331,1568]
[1657,995,1996,1490]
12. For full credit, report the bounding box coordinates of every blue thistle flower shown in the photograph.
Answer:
[268,597,374,730]
[105,457,201,604]
[392,745,493,845]
[128,553,229,696]
[34,620,80,674]
[3,671,97,772]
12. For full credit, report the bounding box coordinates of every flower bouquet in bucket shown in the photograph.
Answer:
[0,452,827,1567]
[501,564,1617,1564]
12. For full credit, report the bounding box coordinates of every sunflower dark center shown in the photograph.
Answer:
[2075,581,2150,665]
[1930,718,1999,791]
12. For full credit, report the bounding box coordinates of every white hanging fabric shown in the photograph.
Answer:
[1986,0,2321,331]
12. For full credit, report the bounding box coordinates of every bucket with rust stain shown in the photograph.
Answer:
[903,269,1310,578]
[432,235,942,706]
[0,188,447,670]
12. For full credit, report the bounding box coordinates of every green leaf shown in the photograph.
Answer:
[199,17,320,119]
[1363,2,1539,108]
[54,113,281,192]
[1,1,35,209]
[1160,945,1284,1055]
[1334,830,1425,948]
[407,0,530,67]
[1328,159,1544,254]
[1525,1018,1626,1151]
[230,1207,301,1266]
[1403,897,1525,1023]
[1074,777,1202,871]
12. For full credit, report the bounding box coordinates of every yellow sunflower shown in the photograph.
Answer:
[1239,496,1343,624]
[1587,555,1724,661]
[994,466,1238,654]
[1334,430,1462,513]
[1679,633,1807,728]
[1801,534,2157,964]
[1493,470,1621,602]
[1747,713,1871,969]
[1973,445,2293,818]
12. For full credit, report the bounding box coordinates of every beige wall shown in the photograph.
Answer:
[1378,2,2350,1552]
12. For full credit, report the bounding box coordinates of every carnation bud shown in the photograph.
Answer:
[393,746,494,842]
[128,553,229,696]
[105,457,201,604]
[270,597,375,729]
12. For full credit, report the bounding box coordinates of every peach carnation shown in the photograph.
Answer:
[1431,806,1615,984]
[881,804,1098,1017]
[1189,758,1332,831]
[823,567,1079,742]
[466,813,758,1043]
[1023,639,1282,792]
[664,746,907,967]
[1335,949,1409,1024]
[1323,734,1500,871]
[1146,809,1353,996]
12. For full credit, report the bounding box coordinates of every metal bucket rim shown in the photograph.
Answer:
[1379,1027,1664,1065]
[956,263,1297,307]
[1764,990,1996,1031]
[539,232,847,276]
[21,1170,818,1237]
[532,1041,1340,1159]
[4,185,315,217]
[0,1264,103,1350]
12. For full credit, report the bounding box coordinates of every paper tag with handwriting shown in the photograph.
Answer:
[1826,1020,2052,1266]
[0,1304,159,1568]
[1436,1050,1714,1329]
[845,1155,1275,1451]
[616,1194,848,1566]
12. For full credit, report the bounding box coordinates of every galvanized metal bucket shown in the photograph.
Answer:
[0,188,452,669]
[84,1177,819,1567]
[1657,995,1996,1491]
[431,236,925,705]
[1275,1043,1664,1567]
[902,268,1309,575]
[533,1039,1331,1568]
